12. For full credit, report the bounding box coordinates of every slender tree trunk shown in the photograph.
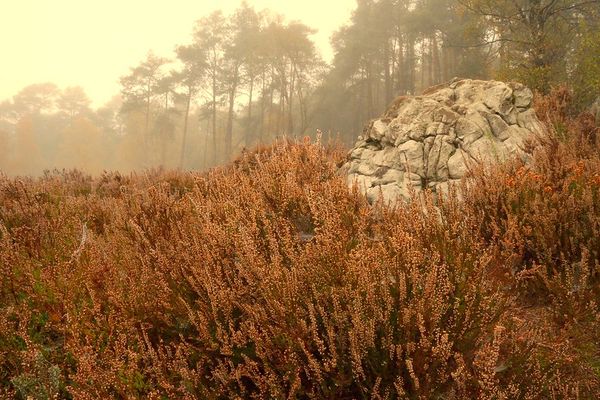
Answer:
[287,63,295,136]
[355,83,364,140]
[453,47,459,80]
[203,117,209,169]
[428,38,434,87]
[390,36,398,95]
[179,88,192,168]
[161,90,169,166]
[366,61,374,118]
[396,36,405,94]
[432,34,441,84]
[498,30,507,74]
[294,68,308,134]
[225,63,239,159]
[144,82,151,161]
[145,85,151,136]
[376,75,382,112]
[420,38,427,92]
[211,62,217,165]
[259,67,266,144]
[245,75,254,148]
[278,63,286,135]
[384,40,393,104]
[407,35,415,94]
[268,67,275,140]
[442,36,450,82]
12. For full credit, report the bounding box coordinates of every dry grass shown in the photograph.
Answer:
[0,94,599,398]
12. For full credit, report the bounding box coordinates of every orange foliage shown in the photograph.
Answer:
[0,105,599,398]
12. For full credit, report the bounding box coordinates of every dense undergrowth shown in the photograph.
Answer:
[1,89,599,399]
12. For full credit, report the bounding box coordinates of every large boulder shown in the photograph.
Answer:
[342,79,546,204]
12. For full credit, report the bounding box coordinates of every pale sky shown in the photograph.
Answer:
[0,0,355,107]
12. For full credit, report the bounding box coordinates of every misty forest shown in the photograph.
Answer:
[1,0,600,398]
[1,0,598,174]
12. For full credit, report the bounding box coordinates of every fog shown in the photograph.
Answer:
[0,0,354,106]
[0,0,598,175]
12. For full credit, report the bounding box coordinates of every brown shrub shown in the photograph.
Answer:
[0,121,599,398]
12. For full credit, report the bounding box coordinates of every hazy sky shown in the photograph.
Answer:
[0,0,355,107]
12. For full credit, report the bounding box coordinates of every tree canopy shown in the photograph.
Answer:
[0,0,598,174]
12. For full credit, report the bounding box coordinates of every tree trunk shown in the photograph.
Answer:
[144,81,151,161]
[287,63,295,136]
[278,63,286,135]
[420,38,427,93]
[145,84,151,136]
[294,67,308,134]
[203,117,209,169]
[432,33,441,84]
[211,56,217,165]
[366,60,374,118]
[384,40,393,104]
[179,88,192,168]
[225,63,239,159]
[442,36,450,82]
[396,35,405,94]
[268,66,275,140]
[259,67,266,144]
[245,75,254,148]
[407,35,415,95]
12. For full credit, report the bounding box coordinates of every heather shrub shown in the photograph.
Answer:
[451,89,600,397]
[1,118,599,399]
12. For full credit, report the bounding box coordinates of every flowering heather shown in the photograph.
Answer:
[1,94,599,398]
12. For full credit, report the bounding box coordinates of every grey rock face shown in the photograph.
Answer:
[342,79,546,204]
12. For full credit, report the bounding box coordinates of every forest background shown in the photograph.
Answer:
[0,0,599,174]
